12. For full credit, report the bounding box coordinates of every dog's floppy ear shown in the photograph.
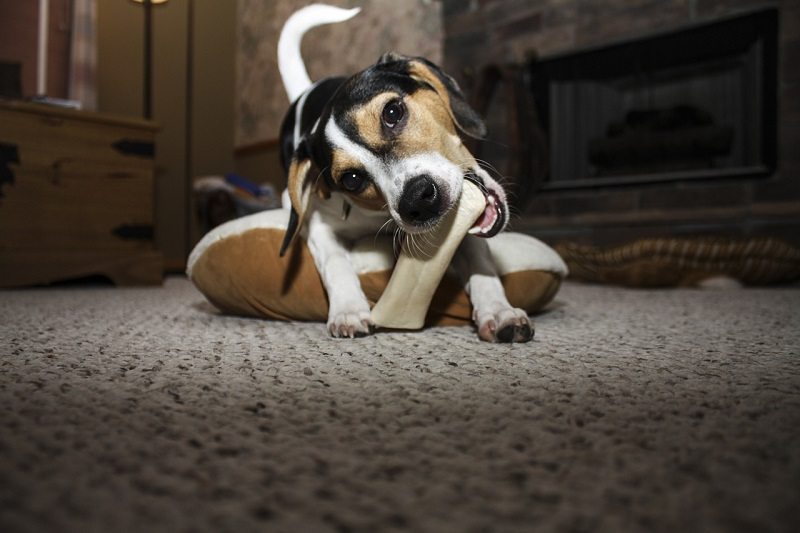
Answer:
[406,57,487,139]
[279,142,316,257]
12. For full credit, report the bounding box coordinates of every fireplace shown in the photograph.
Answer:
[528,9,778,190]
[444,1,798,246]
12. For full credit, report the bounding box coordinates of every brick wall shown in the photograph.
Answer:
[443,0,800,246]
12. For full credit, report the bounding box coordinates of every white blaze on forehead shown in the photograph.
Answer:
[325,118,387,181]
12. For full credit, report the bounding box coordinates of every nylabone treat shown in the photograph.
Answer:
[371,179,487,329]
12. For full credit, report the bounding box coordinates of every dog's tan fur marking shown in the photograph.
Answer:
[330,148,362,178]
[351,92,396,150]
[288,158,313,219]
[408,61,456,122]
[330,148,386,211]
[347,88,469,170]
[407,59,486,139]
[282,157,314,251]
[348,185,386,210]
[397,90,464,163]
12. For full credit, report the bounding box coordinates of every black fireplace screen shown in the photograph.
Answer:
[528,9,777,189]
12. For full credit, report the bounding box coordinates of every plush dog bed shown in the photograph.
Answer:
[187,209,568,326]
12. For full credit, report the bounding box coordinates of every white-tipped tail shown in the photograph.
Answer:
[278,4,361,103]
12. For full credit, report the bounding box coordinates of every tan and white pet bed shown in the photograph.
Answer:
[187,208,568,327]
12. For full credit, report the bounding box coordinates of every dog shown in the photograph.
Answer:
[277,4,533,343]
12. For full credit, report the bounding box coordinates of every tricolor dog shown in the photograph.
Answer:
[278,4,533,343]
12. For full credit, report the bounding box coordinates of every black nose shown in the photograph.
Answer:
[398,175,442,225]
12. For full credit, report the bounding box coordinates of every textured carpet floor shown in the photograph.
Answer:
[1,277,799,533]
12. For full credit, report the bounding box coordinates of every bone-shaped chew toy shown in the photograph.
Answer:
[371,180,487,330]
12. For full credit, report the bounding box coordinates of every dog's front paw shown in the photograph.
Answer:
[474,306,534,343]
[327,308,374,339]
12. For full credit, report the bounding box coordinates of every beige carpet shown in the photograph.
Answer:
[1,277,798,532]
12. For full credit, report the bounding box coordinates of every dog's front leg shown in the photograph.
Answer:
[452,236,534,343]
[306,214,374,338]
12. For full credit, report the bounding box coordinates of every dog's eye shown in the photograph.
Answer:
[381,100,405,128]
[340,170,366,192]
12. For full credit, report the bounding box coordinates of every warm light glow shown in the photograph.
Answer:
[130,0,170,4]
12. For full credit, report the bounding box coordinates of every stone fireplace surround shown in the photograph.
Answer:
[443,0,800,247]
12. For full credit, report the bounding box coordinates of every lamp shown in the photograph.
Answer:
[129,0,169,119]
[37,0,49,96]
[129,0,195,260]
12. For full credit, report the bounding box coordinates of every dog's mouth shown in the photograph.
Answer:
[464,172,506,238]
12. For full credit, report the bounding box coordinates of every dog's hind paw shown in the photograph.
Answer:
[327,310,374,339]
[475,307,534,343]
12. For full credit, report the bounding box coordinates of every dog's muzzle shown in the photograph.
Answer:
[397,172,507,238]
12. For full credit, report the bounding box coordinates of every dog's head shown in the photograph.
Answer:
[281,53,509,255]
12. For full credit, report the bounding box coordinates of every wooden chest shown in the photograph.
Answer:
[0,101,163,286]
